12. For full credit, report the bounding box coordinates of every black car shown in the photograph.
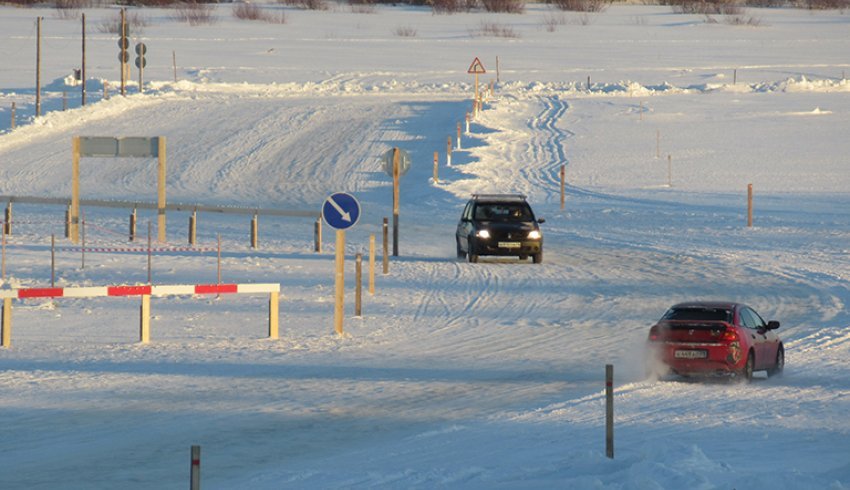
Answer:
[456,194,544,263]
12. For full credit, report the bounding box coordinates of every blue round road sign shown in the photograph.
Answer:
[322,192,361,230]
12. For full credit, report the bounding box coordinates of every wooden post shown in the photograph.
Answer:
[217,233,222,286]
[81,13,86,106]
[606,364,614,459]
[355,252,362,317]
[747,184,753,228]
[733,68,737,85]
[139,294,150,343]
[1,229,5,281]
[268,291,279,339]
[3,202,11,235]
[1,298,11,348]
[190,445,201,490]
[433,151,439,183]
[188,210,197,245]
[446,136,452,167]
[103,81,108,100]
[456,122,462,150]
[560,164,565,210]
[465,112,470,134]
[63,91,67,111]
[9,102,15,130]
[392,148,400,257]
[496,55,500,83]
[36,17,42,117]
[667,154,672,187]
[250,213,258,249]
[382,218,388,275]
[173,50,177,82]
[334,229,345,335]
[314,217,322,253]
[157,137,167,243]
[587,75,591,90]
[368,234,375,295]
[129,207,136,241]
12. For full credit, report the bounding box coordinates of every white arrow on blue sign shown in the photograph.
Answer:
[322,192,361,230]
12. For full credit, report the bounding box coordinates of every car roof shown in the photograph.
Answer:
[470,194,528,203]
[669,301,741,310]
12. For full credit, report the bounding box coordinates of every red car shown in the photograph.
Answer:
[646,302,784,381]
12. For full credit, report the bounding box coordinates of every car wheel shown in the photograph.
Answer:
[456,237,466,259]
[532,250,543,264]
[467,237,479,263]
[767,346,785,377]
[738,351,754,383]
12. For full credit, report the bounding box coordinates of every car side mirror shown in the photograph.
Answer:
[537,218,546,224]
[767,321,780,330]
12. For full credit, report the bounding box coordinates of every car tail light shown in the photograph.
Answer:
[721,329,739,342]
[648,325,660,341]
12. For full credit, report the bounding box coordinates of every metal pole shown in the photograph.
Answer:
[81,212,85,269]
[560,164,565,210]
[382,218,388,275]
[120,8,126,96]
[147,221,152,284]
[51,234,55,287]
[190,445,201,490]
[36,17,42,117]
[334,230,345,335]
[392,148,400,257]
[129,207,136,241]
[81,13,86,106]
[217,233,221,286]
[314,217,321,253]
[368,234,375,295]
[606,364,614,459]
[173,50,177,83]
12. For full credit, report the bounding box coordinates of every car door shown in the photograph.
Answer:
[750,308,780,365]
[457,201,473,249]
[740,308,770,369]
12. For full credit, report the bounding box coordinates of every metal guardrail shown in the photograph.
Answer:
[0,195,319,219]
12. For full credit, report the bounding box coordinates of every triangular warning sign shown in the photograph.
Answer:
[467,57,486,74]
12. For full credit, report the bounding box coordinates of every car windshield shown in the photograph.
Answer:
[662,307,733,323]
[474,203,532,222]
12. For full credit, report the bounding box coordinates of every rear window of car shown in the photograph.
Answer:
[473,203,532,221]
[662,307,732,322]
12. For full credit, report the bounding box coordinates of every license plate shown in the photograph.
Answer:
[498,242,521,249]
[675,350,708,359]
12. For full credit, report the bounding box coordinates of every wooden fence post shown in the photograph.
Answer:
[747,183,753,227]
[4,202,11,235]
[139,294,150,343]
[269,291,279,339]
[250,213,258,249]
[10,102,15,129]
[433,151,439,184]
[355,252,362,317]
[560,165,566,210]
[1,298,11,347]
[369,234,375,295]
[457,122,462,150]
[315,217,322,253]
[446,136,452,167]
[188,210,197,246]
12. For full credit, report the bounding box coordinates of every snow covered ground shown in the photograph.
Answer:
[1,3,849,488]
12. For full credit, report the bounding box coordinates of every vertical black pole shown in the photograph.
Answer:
[606,364,614,459]
[190,445,200,490]
[382,218,389,274]
[81,13,86,106]
[36,17,42,117]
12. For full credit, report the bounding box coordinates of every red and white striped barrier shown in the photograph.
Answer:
[60,246,219,253]
[1,283,280,347]
[0,283,278,299]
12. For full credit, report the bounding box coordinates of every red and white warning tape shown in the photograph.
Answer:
[60,246,218,253]
[0,283,279,299]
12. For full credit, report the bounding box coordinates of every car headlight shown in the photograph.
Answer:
[476,229,491,239]
[528,230,541,239]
